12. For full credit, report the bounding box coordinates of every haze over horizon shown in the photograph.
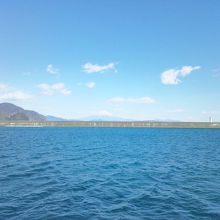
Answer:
[0,0,220,122]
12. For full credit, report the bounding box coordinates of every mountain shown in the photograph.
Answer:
[0,103,46,121]
[46,115,67,121]
[80,115,133,121]
[81,116,181,122]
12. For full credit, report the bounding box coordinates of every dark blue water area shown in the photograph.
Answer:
[0,128,220,220]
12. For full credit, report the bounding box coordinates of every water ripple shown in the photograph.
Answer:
[0,128,220,219]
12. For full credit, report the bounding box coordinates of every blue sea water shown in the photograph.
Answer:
[0,128,220,220]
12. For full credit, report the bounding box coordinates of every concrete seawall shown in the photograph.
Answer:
[0,121,220,128]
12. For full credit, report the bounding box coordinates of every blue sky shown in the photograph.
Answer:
[0,0,220,121]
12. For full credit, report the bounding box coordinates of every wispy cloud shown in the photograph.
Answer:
[22,72,31,77]
[212,69,220,78]
[83,62,117,73]
[97,110,113,117]
[0,84,9,92]
[202,110,220,115]
[0,83,32,101]
[85,82,96,89]
[77,82,96,89]
[161,65,201,85]
[38,83,71,96]
[77,82,83,86]
[108,96,155,104]
[47,64,59,75]
[167,108,184,113]
[212,73,220,78]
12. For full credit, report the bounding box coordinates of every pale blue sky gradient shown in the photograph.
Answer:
[0,0,220,121]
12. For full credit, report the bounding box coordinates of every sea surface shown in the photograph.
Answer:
[0,128,220,220]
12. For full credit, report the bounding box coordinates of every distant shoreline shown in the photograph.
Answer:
[0,121,220,128]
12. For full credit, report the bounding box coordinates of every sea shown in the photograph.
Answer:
[0,127,220,220]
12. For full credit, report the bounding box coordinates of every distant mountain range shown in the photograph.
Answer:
[0,103,46,121]
[80,115,133,121]
[0,102,181,122]
[0,103,135,122]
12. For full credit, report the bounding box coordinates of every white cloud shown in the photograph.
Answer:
[47,64,59,75]
[108,96,155,104]
[161,65,201,85]
[38,83,71,96]
[0,83,32,101]
[85,82,96,89]
[97,110,113,117]
[83,62,116,73]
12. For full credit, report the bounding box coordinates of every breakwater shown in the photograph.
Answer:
[0,121,220,128]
